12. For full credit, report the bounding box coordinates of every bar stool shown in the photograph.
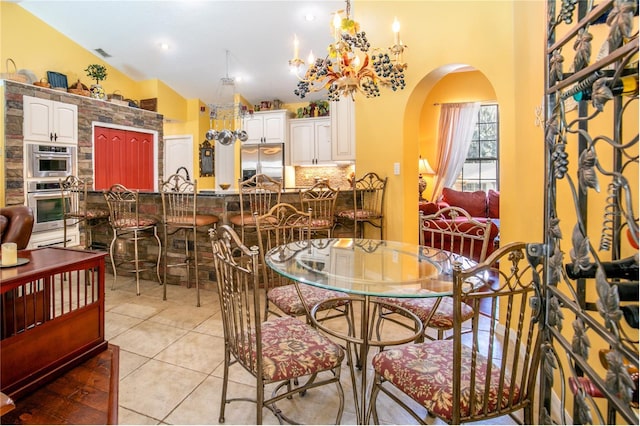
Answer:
[228,174,281,244]
[103,184,162,295]
[335,172,387,239]
[60,175,109,249]
[299,181,338,238]
[160,174,219,307]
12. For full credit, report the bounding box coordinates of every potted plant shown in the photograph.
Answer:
[84,64,107,99]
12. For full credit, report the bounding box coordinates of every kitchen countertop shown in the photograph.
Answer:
[89,187,353,196]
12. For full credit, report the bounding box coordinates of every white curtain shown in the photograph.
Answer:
[430,102,481,201]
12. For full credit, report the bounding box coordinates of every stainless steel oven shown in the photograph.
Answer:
[26,181,70,233]
[26,144,75,178]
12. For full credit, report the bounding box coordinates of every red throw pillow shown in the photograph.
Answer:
[441,188,487,218]
[418,202,439,215]
[488,189,500,219]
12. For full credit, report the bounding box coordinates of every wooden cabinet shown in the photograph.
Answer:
[242,110,288,145]
[290,118,332,165]
[23,96,77,144]
[330,100,355,161]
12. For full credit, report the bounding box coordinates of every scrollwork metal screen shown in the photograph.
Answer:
[540,0,638,424]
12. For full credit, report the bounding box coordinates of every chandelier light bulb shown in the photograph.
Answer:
[307,50,315,65]
[293,35,300,60]
[333,12,342,39]
[392,18,401,45]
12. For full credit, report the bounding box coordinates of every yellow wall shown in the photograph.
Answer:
[354,0,531,246]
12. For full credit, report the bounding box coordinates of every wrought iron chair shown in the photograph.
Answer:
[255,202,352,324]
[300,181,338,237]
[103,184,162,295]
[335,172,387,239]
[373,206,495,341]
[159,174,219,307]
[60,175,109,249]
[228,173,282,243]
[368,242,541,425]
[210,224,345,425]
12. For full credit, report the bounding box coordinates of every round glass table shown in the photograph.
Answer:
[265,238,476,424]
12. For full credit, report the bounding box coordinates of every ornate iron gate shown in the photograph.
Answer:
[538,0,639,424]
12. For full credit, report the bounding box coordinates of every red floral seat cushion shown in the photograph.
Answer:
[67,209,110,220]
[113,217,157,228]
[336,209,379,220]
[268,283,349,316]
[372,340,521,420]
[378,293,475,330]
[251,316,344,382]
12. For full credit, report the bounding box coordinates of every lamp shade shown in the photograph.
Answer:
[419,156,435,175]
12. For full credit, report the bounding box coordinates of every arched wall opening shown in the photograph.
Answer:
[401,64,497,239]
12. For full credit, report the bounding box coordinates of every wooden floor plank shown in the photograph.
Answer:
[1,344,119,425]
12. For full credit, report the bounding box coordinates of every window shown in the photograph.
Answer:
[453,104,499,192]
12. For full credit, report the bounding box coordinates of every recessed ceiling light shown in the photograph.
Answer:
[160,43,170,50]
[304,13,315,21]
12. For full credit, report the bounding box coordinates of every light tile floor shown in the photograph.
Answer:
[106,274,519,425]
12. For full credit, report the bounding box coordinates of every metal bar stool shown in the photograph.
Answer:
[103,184,162,295]
[60,175,109,249]
[160,174,219,307]
[335,172,387,239]
[228,173,282,244]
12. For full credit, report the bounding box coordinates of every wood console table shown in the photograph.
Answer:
[1,247,108,401]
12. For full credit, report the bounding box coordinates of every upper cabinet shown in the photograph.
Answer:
[242,110,289,145]
[330,100,355,161]
[290,118,332,165]
[23,96,78,144]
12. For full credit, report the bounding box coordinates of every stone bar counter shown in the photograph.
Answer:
[86,188,355,288]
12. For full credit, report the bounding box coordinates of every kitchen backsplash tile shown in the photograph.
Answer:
[294,164,355,189]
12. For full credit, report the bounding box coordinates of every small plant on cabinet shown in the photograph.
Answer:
[84,64,107,84]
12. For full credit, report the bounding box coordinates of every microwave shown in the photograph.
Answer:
[26,144,75,178]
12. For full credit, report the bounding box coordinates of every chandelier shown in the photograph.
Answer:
[289,0,407,101]
[205,50,248,146]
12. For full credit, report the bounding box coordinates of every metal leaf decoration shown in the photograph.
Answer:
[550,49,565,85]
[575,389,593,425]
[548,295,564,331]
[606,0,637,52]
[604,350,635,404]
[545,117,560,147]
[595,267,623,331]
[551,143,569,178]
[571,318,590,358]
[543,345,558,385]
[578,148,600,193]
[549,217,563,240]
[573,28,593,72]
[548,247,564,286]
[590,78,614,111]
[570,224,591,275]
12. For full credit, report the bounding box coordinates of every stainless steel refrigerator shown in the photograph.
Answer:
[240,143,284,182]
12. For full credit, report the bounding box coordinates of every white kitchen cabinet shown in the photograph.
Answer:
[290,118,332,165]
[330,100,355,161]
[242,110,288,145]
[23,95,78,144]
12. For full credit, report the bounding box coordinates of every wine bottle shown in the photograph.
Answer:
[573,74,638,101]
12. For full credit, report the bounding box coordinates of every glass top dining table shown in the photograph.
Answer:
[264,237,476,298]
[265,237,477,424]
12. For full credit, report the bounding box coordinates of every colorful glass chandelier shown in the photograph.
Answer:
[289,0,407,101]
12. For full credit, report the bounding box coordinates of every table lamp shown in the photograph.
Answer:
[418,156,435,201]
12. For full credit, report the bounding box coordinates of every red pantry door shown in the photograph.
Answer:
[94,127,155,190]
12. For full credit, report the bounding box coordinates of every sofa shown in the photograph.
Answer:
[0,206,35,250]
[419,188,500,261]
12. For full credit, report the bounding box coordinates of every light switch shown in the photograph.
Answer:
[393,162,400,175]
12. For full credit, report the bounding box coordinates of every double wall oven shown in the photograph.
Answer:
[24,143,77,246]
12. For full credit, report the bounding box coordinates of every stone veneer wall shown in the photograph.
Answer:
[3,80,164,206]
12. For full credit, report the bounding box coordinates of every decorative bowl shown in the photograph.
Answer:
[219,183,231,190]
